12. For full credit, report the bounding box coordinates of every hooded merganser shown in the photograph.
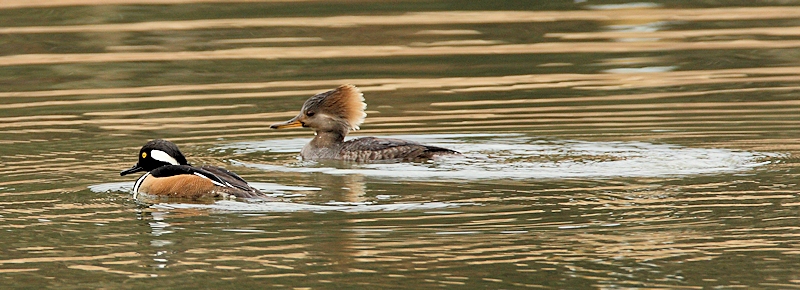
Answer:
[120,139,264,200]
[269,85,460,162]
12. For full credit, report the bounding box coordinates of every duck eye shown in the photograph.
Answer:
[141,152,148,158]
[306,111,315,117]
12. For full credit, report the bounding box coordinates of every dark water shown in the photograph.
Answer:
[3,1,800,289]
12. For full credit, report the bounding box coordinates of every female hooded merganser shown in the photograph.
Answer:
[269,84,459,162]
[120,139,263,200]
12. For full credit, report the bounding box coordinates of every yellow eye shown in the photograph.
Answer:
[141,152,147,158]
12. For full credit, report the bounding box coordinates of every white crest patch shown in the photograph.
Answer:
[150,149,179,165]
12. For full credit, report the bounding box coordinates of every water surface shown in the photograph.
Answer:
[2,1,800,289]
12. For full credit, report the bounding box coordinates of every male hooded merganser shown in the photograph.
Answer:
[120,139,263,200]
[269,84,459,162]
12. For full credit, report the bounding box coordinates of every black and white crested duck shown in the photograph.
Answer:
[120,139,263,200]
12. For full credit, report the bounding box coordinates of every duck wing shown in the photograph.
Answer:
[149,165,263,198]
[339,137,459,162]
[199,165,264,198]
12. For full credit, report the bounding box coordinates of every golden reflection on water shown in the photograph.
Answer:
[0,0,290,9]
[548,26,800,40]
[4,67,800,99]
[3,66,800,99]
[4,40,800,66]
[1,1,800,289]
[3,7,800,33]
[0,252,140,265]
[0,69,798,140]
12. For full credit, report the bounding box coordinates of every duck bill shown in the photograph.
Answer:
[120,164,145,176]
[270,115,304,129]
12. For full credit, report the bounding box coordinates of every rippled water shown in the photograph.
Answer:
[220,134,778,179]
[3,1,800,289]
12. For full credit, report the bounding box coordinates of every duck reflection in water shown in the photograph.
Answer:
[270,85,459,162]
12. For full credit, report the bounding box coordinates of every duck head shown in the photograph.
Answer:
[120,139,189,176]
[270,85,366,135]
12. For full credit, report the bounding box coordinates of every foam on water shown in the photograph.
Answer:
[220,134,780,180]
[92,134,779,211]
[88,182,321,195]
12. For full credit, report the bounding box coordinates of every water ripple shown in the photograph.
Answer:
[222,134,779,180]
[151,200,464,213]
